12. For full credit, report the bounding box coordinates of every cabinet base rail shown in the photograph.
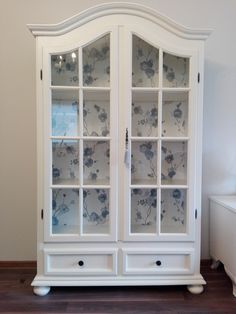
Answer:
[32,275,206,296]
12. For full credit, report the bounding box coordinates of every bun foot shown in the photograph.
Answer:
[33,286,51,296]
[187,284,204,294]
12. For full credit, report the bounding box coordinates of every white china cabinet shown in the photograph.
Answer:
[28,3,211,296]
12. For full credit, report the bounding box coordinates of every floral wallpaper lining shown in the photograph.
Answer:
[52,140,79,185]
[131,141,157,185]
[52,189,79,234]
[161,189,186,233]
[83,34,110,87]
[83,189,109,233]
[162,98,188,137]
[161,141,187,185]
[83,98,110,137]
[83,141,110,184]
[51,188,110,235]
[132,101,158,137]
[132,35,159,87]
[163,52,189,87]
[131,188,157,233]
[51,50,78,86]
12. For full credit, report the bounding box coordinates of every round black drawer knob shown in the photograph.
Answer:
[78,260,84,267]
[156,260,162,266]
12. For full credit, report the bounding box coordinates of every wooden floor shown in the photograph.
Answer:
[0,261,236,313]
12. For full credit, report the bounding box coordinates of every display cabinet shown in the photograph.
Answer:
[28,3,211,296]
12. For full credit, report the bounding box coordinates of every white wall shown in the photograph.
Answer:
[0,0,235,260]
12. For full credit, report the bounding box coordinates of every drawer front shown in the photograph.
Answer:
[44,249,118,276]
[122,249,194,275]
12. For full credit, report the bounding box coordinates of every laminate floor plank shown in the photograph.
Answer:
[0,261,235,313]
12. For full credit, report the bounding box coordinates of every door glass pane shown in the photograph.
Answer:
[161,189,186,233]
[51,50,78,86]
[52,188,79,234]
[161,141,187,185]
[83,90,110,137]
[83,34,110,87]
[52,90,79,137]
[132,91,158,137]
[52,140,79,185]
[131,141,157,185]
[83,141,110,185]
[163,52,189,87]
[83,189,109,234]
[162,92,188,137]
[132,35,159,87]
[131,188,157,234]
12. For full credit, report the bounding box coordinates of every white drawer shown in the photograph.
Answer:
[44,249,118,276]
[122,249,194,275]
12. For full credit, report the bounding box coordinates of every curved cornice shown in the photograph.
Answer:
[27,2,212,40]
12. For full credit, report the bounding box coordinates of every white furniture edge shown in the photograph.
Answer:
[209,195,236,214]
[32,275,206,286]
[209,195,236,297]
[224,266,236,297]
[27,2,212,39]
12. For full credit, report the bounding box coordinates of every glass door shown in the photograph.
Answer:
[46,30,118,241]
[129,35,159,237]
[50,50,80,236]
[82,35,111,236]
[160,52,189,236]
[124,32,193,241]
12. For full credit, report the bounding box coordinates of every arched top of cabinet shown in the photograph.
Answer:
[27,2,212,40]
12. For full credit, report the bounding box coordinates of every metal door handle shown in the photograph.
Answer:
[124,128,129,167]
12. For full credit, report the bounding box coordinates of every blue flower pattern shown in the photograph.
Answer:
[52,189,79,232]
[83,34,110,87]
[132,102,158,137]
[131,189,157,227]
[162,100,187,137]
[52,141,79,184]
[161,189,185,232]
[131,141,157,182]
[132,36,189,88]
[83,141,110,183]
[83,189,109,226]
[132,35,159,87]
[163,52,189,87]
[161,142,187,184]
[83,101,109,136]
